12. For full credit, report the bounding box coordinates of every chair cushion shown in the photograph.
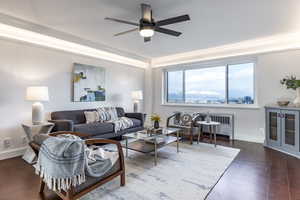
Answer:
[74,122,114,136]
[74,160,120,194]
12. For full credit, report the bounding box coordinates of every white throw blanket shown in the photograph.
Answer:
[111,117,134,133]
[97,107,134,132]
[35,134,119,191]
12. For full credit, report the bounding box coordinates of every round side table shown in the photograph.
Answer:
[197,121,220,147]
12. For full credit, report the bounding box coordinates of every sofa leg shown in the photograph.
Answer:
[120,172,125,186]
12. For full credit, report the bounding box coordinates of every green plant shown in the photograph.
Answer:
[150,114,161,122]
[280,75,300,90]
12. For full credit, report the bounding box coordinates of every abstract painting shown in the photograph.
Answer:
[73,63,105,102]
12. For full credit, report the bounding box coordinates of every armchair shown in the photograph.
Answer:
[29,131,125,200]
[166,112,194,144]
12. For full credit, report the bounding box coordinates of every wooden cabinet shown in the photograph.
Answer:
[265,106,300,157]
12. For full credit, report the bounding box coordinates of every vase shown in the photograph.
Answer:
[294,88,300,107]
[154,120,160,129]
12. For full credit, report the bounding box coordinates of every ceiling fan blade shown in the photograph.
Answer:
[114,28,139,36]
[105,17,139,26]
[156,15,190,26]
[155,27,182,36]
[144,37,151,42]
[141,4,152,23]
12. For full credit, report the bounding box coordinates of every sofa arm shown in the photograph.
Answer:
[48,120,74,132]
[125,113,146,126]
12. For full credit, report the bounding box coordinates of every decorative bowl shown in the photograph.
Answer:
[277,101,290,107]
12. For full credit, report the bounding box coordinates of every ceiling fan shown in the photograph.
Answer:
[105,4,190,42]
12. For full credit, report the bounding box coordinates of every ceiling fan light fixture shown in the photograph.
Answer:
[139,27,154,37]
[105,4,190,42]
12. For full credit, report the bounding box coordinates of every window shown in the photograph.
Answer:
[228,63,254,104]
[165,62,255,105]
[185,66,226,104]
[167,70,184,103]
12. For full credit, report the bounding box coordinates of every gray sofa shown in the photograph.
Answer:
[49,107,144,139]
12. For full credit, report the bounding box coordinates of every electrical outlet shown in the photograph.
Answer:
[21,136,28,145]
[3,138,12,149]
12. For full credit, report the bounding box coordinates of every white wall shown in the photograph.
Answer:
[0,39,145,159]
[152,50,300,143]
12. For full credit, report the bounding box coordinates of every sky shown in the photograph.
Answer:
[168,63,254,100]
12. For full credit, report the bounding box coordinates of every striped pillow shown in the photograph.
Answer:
[107,107,118,121]
[97,107,111,122]
[97,107,119,122]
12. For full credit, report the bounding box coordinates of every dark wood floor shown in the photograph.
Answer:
[1,138,300,200]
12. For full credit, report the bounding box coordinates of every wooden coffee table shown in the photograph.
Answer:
[123,127,181,166]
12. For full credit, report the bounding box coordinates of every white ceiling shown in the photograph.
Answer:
[0,0,300,59]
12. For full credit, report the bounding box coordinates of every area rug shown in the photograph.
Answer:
[81,142,240,200]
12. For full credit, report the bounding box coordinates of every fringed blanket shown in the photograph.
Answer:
[36,134,118,191]
[96,107,134,132]
[111,117,134,133]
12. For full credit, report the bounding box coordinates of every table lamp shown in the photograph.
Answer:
[26,86,49,125]
[131,90,143,112]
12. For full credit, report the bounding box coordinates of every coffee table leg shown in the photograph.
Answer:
[154,140,157,166]
[214,126,217,147]
[126,137,128,157]
[209,125,212,144]
[177,130,179,153]
[197,126,201,144]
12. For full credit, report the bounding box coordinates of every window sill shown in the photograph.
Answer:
[161,103,261,110]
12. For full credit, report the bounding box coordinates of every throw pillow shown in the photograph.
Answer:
[84,111,100,124]
[107,107,118,121]
[97,107,111,121]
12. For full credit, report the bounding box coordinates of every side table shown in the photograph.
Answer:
[22,122,54,164]
[197,121,220,147]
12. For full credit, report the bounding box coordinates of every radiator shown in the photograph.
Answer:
[194,113,234,139]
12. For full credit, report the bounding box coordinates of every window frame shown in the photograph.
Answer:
[162,58,258,108]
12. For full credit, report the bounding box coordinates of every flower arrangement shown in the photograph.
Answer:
[280,75,300,90]
[150,114,161,122]
[150,114,161,129]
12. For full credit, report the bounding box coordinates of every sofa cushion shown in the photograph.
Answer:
[51,107,125,124]
[130,118,142,128]
[51,109,95,124]
[74,122,114,136]
[75,161,120,194]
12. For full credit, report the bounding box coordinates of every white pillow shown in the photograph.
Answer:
[84,111,100,124]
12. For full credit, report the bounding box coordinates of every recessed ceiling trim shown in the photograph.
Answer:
[152,32,300,67]
[0,23,148,68]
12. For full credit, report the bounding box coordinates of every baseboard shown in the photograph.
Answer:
[265,145,300,159]
[234,136,264,144]
[0,147,27,160]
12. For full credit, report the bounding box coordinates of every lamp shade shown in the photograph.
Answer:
[26,86,49,101]
[131,90,143,100]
